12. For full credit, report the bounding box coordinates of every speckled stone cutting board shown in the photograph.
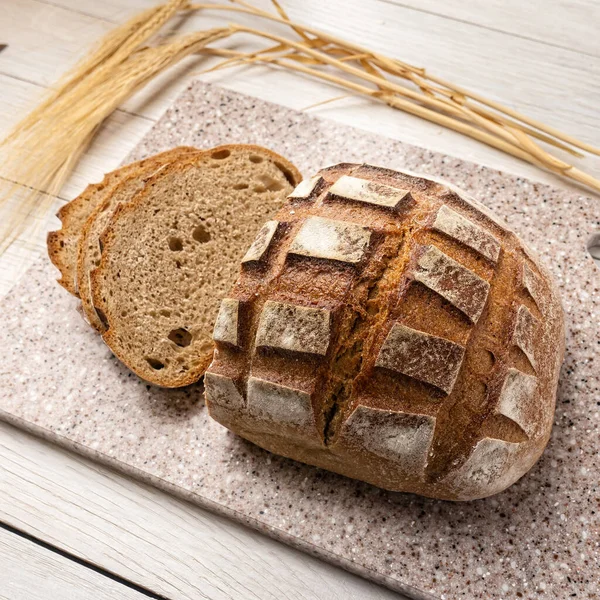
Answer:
[1,81,598,600]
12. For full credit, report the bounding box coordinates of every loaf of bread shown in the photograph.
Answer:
[205,163,565,501]
[91,145,301,387]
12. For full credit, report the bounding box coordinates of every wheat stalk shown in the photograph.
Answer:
[1,0,598,257]
[3,0,188,148]
[0,19,232,252]
[199,37,600,191]
[192,0,600,157]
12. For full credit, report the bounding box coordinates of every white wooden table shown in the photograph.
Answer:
[0,1,598,598]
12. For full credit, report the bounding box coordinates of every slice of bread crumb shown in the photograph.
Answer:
[91,144,301,387]
[76,147,199,331]
[47,147,196,297]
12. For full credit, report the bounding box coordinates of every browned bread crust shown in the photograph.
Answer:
[48,175,129,296]
[205,163,565,501]
[47,147,195,297]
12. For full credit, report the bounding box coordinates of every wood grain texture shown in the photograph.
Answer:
[384,0,600,57]
[0,421,403,600]
[0,527,146,600]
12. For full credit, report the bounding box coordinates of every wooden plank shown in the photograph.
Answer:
[34,0,600,58]
[0,0,113,87]
[0,421,403,600]
[0,526,146,600]
[1,0,598,146]
[384,0,600,57]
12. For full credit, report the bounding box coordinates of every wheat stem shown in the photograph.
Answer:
[191,1,600,156]
[200,45,600,192]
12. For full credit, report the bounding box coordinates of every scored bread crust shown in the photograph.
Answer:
[76,147,200,332]
[47,147,196,297]
[90,144,302,388]
[205,163,565,501]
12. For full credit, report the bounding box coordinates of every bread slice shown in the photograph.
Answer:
[48,173,131,296]
[47,147,195,296]
[76,147,200,331]
[91,145,301,387]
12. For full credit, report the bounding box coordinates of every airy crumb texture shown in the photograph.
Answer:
[77,147,199,331]
[91,145,301,387]
[47,147,196,297]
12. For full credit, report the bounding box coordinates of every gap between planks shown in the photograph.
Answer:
[0,420,404,600]
[0,523,163,600]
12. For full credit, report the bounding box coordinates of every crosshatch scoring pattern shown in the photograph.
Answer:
[206,163,558,498]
